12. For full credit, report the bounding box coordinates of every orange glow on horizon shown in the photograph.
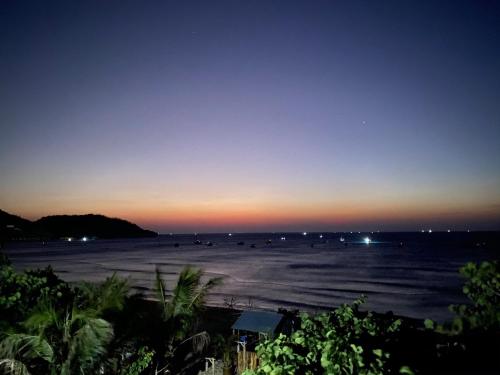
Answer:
[3,193,499,233]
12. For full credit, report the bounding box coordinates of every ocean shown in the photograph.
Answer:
[3,231,499,321]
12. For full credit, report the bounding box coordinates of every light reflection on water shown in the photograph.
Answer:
[4,232,498,321]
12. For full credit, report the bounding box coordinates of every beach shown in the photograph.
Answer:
[4,231,498,322]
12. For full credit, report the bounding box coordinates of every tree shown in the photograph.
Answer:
[152,266,222,373]
[450,261,499,332]
[0,271,131,375]
[0,262,71,326]
[0,300,113,375]
[424,260,500,334]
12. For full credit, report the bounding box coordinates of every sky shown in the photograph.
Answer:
[1,0,500,233]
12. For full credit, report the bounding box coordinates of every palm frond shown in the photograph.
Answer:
[97,273,130,313]
[179,331,211,354]
[154,267,168,317]
[188,276,223,310]
[65,317,113,374]
[22,301,59,336]
[77,273,130,314]
[168,266,202,318]
[0,333,53,363]
[0,359,30,375]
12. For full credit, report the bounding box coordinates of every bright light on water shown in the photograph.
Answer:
[364,237,371,245]
[82,237,87,242]
[303,232,307,236]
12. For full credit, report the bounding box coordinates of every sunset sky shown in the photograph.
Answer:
[1,0,500,233]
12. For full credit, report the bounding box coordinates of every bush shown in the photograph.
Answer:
[0,262,71,325]
[425,261,500,335]
[244,297,411,375]
[450,261,499,332]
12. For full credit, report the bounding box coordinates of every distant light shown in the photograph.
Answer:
[421,230,425,233]
[467,229,470,233]
[364,237,371,245]
[281,237,286,241]
[82,237,87,242]
[68,238,72,242]
[319,234,323,239]
[228,233,232,236]
[428,229,432,233]
[303,232,307,236]
[447,229,451,233]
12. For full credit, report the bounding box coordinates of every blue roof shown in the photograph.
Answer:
[232,310,283,334]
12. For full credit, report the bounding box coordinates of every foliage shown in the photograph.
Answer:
[212,333,235,369]
[450,261,499,332]
[0,257,222,375]
[0,259,128,375]
[0,358,30,375]
[155,266,222,341]
[120,346,155,375]
[151,266,222,372]
[0,300,114,375]
[243,297,410,375]
[424,261,499,334]
[75,273,131,316]
[0,263,71,325]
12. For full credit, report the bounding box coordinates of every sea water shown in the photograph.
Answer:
[4,231,498,321]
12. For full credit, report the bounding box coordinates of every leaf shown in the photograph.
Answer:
[0,333,53,363]
[424,319,435,330]
[400,365,415,375]
[0,359,30,375]
[154,266,168,318]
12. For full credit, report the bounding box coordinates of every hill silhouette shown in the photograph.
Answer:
[0,210,157,241]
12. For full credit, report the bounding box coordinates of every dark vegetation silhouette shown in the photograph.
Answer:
[0,209,157,241]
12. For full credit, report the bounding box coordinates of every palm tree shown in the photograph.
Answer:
[0,334,52,375]
[76,273,131,316]
[0,274,129,375]
[152,266,222,374]
[0,300,113,375]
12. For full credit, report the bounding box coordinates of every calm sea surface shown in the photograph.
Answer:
[4,232,499,321]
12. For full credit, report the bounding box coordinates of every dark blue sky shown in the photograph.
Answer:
[1,0,499,232]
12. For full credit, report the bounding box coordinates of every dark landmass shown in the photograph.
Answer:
[0,209,157,241]
[0,209,34,233]
[0,209,42,241]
